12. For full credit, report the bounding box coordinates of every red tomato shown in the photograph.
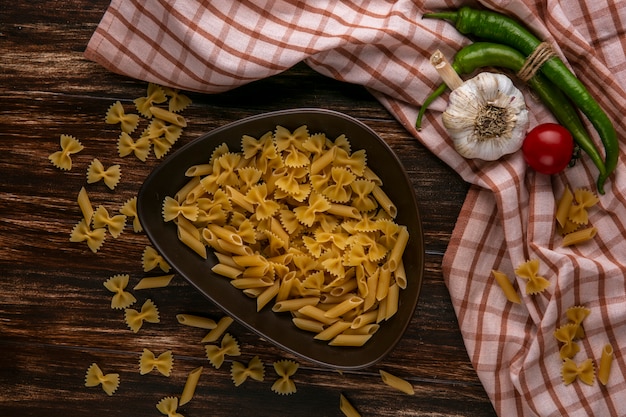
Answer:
[522,123,575,175]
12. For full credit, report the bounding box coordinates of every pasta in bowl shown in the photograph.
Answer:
[138,108,424,370]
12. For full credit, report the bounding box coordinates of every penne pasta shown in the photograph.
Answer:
[329,333,372,347]
[179,366,203,406]
[492,270,521,304]
[598,343,614,386]
[149,106,187,127]
[211,263,243,279]
[161,124,411,348]
[387,226,409,271]
[372,185,397,218]
[201,316,234,343]
[562,227,597,247]
[133,274,175,290]
[379,370,414,395]
[315,320,352,341]
[324,296,364,319]
[339,394,361,417]
[176,314,217,330]
[555,186,573,228]
[292,317,326,333]
[272,297,320,313]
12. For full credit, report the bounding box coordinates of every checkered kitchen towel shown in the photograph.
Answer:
[85,1,626,415]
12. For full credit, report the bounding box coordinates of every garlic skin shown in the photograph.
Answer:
[442,72,529,161]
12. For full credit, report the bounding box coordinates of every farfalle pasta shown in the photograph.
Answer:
[142,245,171,273]
[514,259,550,295]
[49,134,83,171]
[156,396,184,417]
[205,333,241,369]
[562,358,595,386]
[118,132,151,161]
[84,363,120,396]
[93,205,126,238]
[87,158,121,190]
[103,274,136,309]
[135,83,167,118]
[163,87,192,113]
[124,299,160,333]
[554,323,581,359]
[162,125,410,347]
[105,101,140,134]
[120,196,142,233]
[139,348,173,376]
[555,186,600,246]
[70,219,106,253]
[271,359,299,395]
[230,356,265,387]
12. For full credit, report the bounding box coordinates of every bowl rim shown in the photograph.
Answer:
[137,107,424,370]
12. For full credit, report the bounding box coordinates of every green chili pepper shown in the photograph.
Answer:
[416,42,607,181]
[424,6,617,193]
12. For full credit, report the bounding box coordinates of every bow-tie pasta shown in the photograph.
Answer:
[162,125,410,347]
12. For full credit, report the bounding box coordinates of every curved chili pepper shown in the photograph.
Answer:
[424,7,617,193]
[416,42,607,181]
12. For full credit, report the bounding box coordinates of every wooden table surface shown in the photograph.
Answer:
[1,2,498,416]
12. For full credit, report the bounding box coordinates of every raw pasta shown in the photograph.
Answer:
[142,245,171,273]
[103,274,136,309]
[93,205,126,238]
[598,344,614,386]
[271,359,298,395]
[124,299,160,333]
[162,125,410,347]
[339,394,361,417]
[133,274,175,290]
[379,369,414,395]
[491,270,521,304]
[84,363,120,396]
[566,306,591,339]
[179,366,203,406]
[554,323,580,359]
[230,356,265,386]
[555,186,600,245]
[561,358,595,386]
[150,106,187,127]
[176,314,217,330]
[201,316,234,343]
[205,333,241,369]
[118,132,151,161]
[49,134,84,171]
[139,348,173,376]
[162,87,192,113]
[135,83,167,118]
[70,219,106,253]
[120,196,142,232]
[105,101,140,134]
[86,158,121,190]
[156,396,183,417]
[77,186,94,224]
[514,259,550,295]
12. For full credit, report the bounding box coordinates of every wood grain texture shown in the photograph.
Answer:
[0,2,495,416]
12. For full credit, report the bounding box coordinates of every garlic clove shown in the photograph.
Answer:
[442,72,529,161]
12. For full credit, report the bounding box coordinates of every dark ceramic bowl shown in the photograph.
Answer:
[137,108,423,370]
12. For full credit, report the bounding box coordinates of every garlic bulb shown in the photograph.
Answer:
[442,72,529,161]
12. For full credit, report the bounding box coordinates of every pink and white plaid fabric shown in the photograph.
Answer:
[85,1,626,415]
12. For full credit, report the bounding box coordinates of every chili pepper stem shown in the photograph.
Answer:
[431,50,464,90]
[423,11,459,22]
